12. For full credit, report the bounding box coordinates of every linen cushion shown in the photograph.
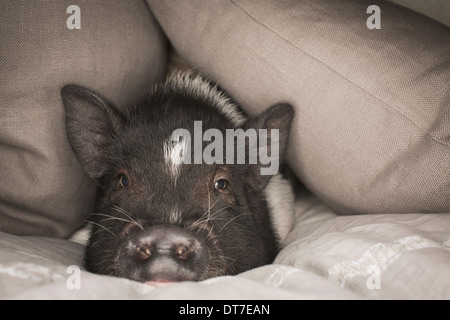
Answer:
[0,0,167,237]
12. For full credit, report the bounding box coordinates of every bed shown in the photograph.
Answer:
[0,0,449,299]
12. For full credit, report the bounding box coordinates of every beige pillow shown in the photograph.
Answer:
[0,1,166,236]
[147,0,450,214]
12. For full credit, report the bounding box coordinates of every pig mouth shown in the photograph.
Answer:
[144,280,175,287]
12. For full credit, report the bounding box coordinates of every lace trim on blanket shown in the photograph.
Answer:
[328,235,450,287]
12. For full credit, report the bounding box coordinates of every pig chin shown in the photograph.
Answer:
[110,221,228,283]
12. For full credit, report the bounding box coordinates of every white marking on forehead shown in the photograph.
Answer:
[169,206,181,224]
[163,130,190,180]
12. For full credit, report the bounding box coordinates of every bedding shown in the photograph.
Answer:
[0,0,449,300]
[1,189,449,299]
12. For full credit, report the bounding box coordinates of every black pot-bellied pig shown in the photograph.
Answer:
[62,72,294,284]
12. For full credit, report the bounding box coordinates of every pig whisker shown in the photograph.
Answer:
[218,212,251,233]
[186,198,219,231]
[207,185,211,221]
[204,254,236,279]
[203,185,220,227]
[207,223,215,240]
[92,213,144,231]
[90,257,118,274]
[203,203,218,229]
[205,206,232,224]
[188,205,230,232]
[84,219,119,239]
[111,205,144,230]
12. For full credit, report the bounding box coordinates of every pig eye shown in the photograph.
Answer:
[119,175,129,188]
[215,179,228,190]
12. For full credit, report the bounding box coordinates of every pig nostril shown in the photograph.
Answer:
[175,243,192,260]
[137,246,151,260]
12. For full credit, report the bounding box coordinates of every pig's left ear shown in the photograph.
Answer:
[243,103,294,190]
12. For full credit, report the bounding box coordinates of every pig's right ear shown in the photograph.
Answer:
[61,85,125,179]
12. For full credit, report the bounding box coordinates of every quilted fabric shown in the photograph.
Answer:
[1,191,449,299]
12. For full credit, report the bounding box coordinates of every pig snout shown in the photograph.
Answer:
[118,225,209,282]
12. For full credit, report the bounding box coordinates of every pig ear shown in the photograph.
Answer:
[61,85,125,179]
[243,103,294,190]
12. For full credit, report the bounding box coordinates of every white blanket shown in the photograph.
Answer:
[1,190,448,299]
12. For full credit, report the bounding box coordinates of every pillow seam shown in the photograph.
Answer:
[230,0,450,148]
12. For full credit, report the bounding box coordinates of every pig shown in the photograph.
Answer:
[61,72,295,284]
